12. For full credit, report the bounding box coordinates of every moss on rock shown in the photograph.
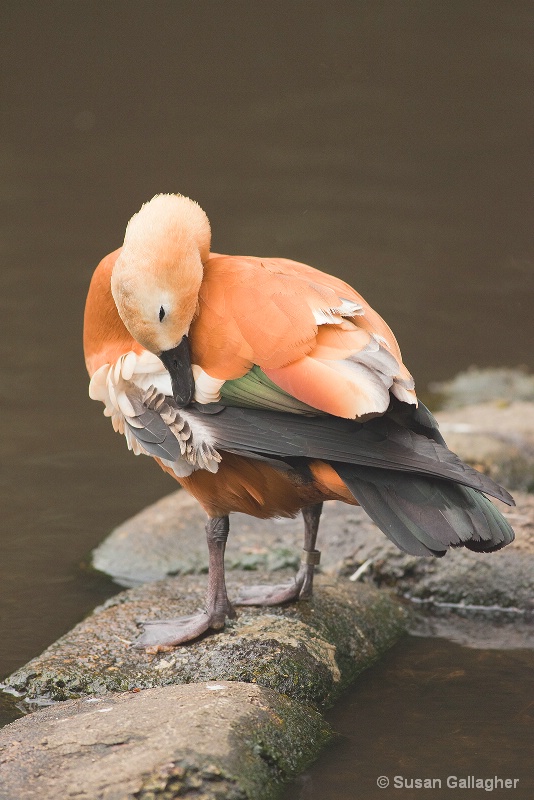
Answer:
[0,682,331,800]
[2,575,407,709]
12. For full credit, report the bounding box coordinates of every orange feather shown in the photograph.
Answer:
[83,249,142,376]
[83,233,415,510]
[189,253,415,414]
[155,453,337,519]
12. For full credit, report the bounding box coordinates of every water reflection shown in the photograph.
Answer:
[0,693,23,729]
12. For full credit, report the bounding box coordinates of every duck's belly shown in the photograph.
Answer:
[157,452,356,519]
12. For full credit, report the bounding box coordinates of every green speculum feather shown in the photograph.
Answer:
[220,365,320,415]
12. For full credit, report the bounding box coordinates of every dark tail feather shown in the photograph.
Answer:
[335,463,515,557]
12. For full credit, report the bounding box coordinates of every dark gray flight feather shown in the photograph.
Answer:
[125,416,182,460]
[124,392,513,505]
[125,393,183,461]
[192,405,514,506]
[122,388,515,556]
[335,463,514,556]
[196,400,515,555]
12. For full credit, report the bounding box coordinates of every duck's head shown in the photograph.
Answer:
[111,194,211,406]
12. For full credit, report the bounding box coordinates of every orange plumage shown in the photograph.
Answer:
[84,194,514,651]
[84,247,362,516]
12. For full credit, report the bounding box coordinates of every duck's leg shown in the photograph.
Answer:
[297,502,323,599]
[234,502,323,606]
[134,515,236,652]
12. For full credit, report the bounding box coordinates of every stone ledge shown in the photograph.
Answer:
[0,682,330,800]
[435,401,534,493]
[2,576,407,708]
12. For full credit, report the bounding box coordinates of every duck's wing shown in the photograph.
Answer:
[88,349,222,477]
[190,404,513,506]
[87,356,513,508]
[191,255,416,419]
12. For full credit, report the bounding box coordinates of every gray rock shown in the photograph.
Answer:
[338,498,534,631]
[91,487,534,617]
[2,576,407,707]
[91,494,388,589]
[428,366,534,409]
[409,615,534,649]
[92,492,309,588]
[0,681,330,800]
[435,401,534,493]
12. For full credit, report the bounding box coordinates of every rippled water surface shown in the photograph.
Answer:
[0,1,533,770]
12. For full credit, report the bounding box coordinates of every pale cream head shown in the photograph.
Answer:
[111,194,211,353]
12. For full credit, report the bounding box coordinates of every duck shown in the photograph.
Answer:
[84,193,515,653]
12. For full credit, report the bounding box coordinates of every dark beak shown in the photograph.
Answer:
[159,335,195,407]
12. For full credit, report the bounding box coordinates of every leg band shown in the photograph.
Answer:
[301,548,321,566]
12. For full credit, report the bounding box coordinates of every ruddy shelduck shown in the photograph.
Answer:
[84,194,515,652]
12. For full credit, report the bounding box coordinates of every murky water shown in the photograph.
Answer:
[283,636,534,800]
[0,0,532,778]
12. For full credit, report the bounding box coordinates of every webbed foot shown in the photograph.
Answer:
[234,550,320,607]
[234,581,302,606]
[133,515,236,652]
[133,612,212,653]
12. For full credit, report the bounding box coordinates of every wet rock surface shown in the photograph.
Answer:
[3,577,406,707]
[409,612,534,649]
[1,578,405,799]
[0,682,330,800]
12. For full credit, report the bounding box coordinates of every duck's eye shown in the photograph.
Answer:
[159,306,166,322]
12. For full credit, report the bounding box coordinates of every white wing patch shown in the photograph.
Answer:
[313,297,363,326]
[348,335,400,382]
[192,365,225,404]
[89,350,221,476]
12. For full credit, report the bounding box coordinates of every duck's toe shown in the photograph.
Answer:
[233,581,302,606]
[132,612,212,652]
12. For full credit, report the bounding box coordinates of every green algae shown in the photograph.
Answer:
[132,693,331,800]
[3,578,407,709]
